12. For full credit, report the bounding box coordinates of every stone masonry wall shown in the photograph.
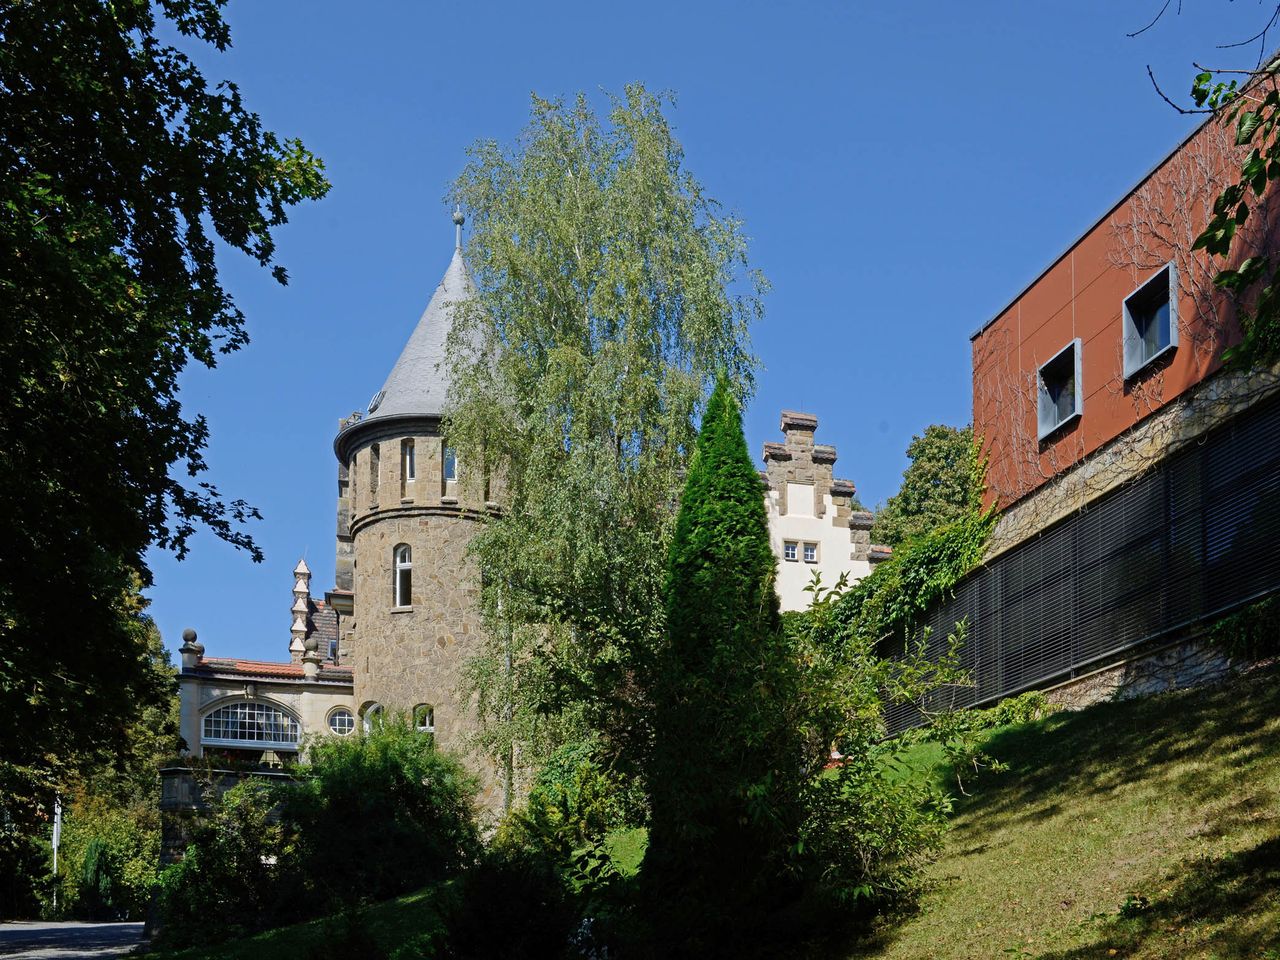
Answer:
[1043,636,1235,712]
[347,431,503,814]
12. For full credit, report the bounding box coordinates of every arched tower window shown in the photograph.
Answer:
[413,703,435,733]
[361,702,384,733]
[394,544,412,607]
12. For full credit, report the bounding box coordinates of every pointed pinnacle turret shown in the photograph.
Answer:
[356,212,476,424]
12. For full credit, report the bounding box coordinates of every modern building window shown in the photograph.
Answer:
[1036,339,1083,440]
[202,701,300,749]
[403,439,416,482]
[394,544,412,607]
[443,446,458,482]
[803,542,818,563]
[783,541,798,562]
[361,702,384,733]
[1123,262,1178,378]
[327,708,355,736]
[413,703,435,733]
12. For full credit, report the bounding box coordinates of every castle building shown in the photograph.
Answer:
[760,410,885,611]
[173,211,876,812]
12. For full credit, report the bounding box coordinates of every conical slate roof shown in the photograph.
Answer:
[363,245,475,423]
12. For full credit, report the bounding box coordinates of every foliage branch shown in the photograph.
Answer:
[1190,59,1280,367]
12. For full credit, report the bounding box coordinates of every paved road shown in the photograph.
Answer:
[0,922,144,959]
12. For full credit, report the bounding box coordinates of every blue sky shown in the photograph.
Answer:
[146,0,1269,661]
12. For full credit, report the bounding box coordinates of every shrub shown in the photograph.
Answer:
[283,716,480,906]
[798,745,951,911]
[54,793,160,920]
[154,777,288,948]
[496,739,642,867]
[435,845,579,960]
[1209,595,1280,662]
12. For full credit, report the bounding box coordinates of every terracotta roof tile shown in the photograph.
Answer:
[194,658,353,681]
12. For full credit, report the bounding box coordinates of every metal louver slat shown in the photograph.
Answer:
[883,391,1280,733]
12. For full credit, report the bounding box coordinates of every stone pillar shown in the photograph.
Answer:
[177,629,204,756]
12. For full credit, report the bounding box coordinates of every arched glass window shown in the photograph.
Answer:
[413,703,435,733]
[394,544,412,607]
[362,702,384,733]
[202,701,300,749]
[327,708,355,736]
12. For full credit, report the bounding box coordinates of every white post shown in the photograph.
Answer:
[51,795,61,914]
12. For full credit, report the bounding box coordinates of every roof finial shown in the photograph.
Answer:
[452,205,465,250]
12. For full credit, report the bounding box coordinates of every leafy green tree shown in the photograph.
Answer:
[0,0,328,861]
[282,716,480,907]
[49,618,179,920]
[642,378,804,945]
[155,778,288,949]
[872,424,982,548]
[445,86,763,780]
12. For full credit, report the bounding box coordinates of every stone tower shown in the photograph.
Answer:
[332,210,502,808]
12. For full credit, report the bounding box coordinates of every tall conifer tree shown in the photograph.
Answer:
[644,377,803,944]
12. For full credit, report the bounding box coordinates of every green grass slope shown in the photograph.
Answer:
[859,666,1280,960]
[147,886,449,960]
[149,668,1280,960]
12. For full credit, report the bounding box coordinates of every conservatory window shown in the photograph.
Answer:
[202,702,300,749]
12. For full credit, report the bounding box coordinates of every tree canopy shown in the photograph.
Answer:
[643,377,803,944]
[444,85,764,779]
[0,0,327,845]
[871,424,982,548]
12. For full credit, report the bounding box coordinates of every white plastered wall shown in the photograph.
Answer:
[766,485,872,612]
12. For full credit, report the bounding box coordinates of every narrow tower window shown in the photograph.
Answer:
[369,443,380,499]
[443,446,458,482]
[403,439,416,481]
[394,544,412,607]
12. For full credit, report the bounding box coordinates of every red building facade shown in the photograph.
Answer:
[971,112,1263,512]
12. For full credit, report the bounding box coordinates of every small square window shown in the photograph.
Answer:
[1037,339,1083,440]
[1123,263,1178,378]
[783,541,798,562]
[803,542,818,563]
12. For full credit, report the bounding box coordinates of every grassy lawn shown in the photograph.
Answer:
[145,885,450,960]
[857,664,1280,960]
[148,667,1280,960]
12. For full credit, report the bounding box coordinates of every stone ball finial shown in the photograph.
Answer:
[304,635,319,653]
[452,205,465,226]
[181,628,197,644]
